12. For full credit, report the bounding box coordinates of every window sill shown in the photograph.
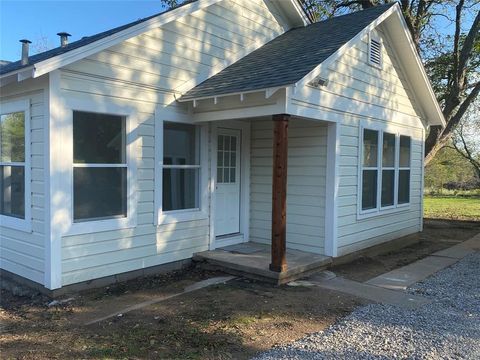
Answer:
[65,216,136,236]
[157,209,207,225]
[357,204,411,220]
[0,215,32,233]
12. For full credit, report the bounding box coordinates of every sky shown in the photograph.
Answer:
[0,0,169,62]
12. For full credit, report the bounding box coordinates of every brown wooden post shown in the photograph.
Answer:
[270,114,289,273]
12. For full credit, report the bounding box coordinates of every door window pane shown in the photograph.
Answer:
[382,132,395,167]
[163,168,199,211]
[1,112,25,162]
[362,170,377,210]
[398,170,410,204]
[164,123,198,165]
[363,129,378,167]
[399,136,411,167]
[73,111,125,164]
[0,165,25,218]
[381,170,394,207]
[73,167,127,221]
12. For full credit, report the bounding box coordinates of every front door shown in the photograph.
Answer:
[215,129,241,237]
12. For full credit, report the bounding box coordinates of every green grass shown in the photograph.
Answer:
[424,196,480,221]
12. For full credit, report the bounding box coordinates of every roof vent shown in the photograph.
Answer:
[308,76,329,89]
[368,36,382,68]
[19,39,32,65]
[57,32,71,48]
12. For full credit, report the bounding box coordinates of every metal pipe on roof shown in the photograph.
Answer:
[57,32,71,48]
[19,39,32,65]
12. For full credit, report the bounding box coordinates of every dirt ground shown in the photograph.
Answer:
[332,219,480,282]
[1,219,479,359]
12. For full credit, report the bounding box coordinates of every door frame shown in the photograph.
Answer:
[209,120,251,250]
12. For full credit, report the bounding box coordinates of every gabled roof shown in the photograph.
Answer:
[180,3,395,101]
[0,0,197,76]
[0,0,308,79]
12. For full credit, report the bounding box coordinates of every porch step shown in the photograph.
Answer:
[193,242,332,285]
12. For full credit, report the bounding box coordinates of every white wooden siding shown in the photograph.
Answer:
[295,27,425,256]
[0,79,47,285]
[288,25,426,256]
[58,0,290,285]
[250,119,327,254]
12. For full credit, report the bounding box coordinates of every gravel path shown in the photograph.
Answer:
[253,253,480,360]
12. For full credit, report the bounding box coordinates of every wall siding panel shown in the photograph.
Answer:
[0,88,46,285]
[249,119,327,254]
[59,0,291,286]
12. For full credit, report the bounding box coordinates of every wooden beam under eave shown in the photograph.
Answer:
[270,113,290,273]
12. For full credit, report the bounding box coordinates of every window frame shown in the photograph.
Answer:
[358,123,413,219]
[72,110,128,223]
[162,121,201,213]
[155,114,208,225]
[0,99,31,232]
[66,106,137,236]
[397,135,412,207]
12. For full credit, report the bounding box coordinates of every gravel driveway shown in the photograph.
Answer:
[253,253,480,360]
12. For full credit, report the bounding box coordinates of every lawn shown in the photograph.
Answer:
[424,196,480,221]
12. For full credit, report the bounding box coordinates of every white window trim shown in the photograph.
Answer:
[368,32,383,69]
[0,99,32,232]
[357,122,413,220]
[58,100,138,237]
[155,108,208,225]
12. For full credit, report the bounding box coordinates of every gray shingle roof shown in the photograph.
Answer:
[0,0,197,76]
[180,3,395,101]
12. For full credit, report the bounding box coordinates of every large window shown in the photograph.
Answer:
[73,111,127,222]
[360,128,411,213]
[162,122,200,212]
[0,111,26,219]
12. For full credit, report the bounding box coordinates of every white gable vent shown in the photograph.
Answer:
[368,34,382,69]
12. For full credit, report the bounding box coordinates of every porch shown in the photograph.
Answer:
[194,242,332,285]
[176,85,339,282]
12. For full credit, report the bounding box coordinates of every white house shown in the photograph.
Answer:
[0,0,445,292]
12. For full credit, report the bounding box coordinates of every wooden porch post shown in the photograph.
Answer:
[270,114,289,273]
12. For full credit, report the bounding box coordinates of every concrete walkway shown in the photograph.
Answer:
[301,233,480,308]
[366,235,478,290]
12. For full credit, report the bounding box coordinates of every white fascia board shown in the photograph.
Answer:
[295,3,400,90]
[177,85,291,104]
[0,65,35,81]
[30,0,222,79]
[391,11,445,127]
[288,0,311,26]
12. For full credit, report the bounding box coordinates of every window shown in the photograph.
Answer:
[398,135,411,204]
[0,111,26,219]
[360,128,411,214]
[381,132,395,207]
[73,111,127,222]
[368,34,382,68]
[217,134,237,184]
[162,122,200,212]
[361,129,378,210]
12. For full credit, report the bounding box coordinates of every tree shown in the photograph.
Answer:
[450,98,480,178]
[282,1,480,165]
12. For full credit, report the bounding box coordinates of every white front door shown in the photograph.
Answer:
[215,128,241,237]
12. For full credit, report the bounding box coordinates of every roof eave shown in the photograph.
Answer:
[389,10,446,128]
[178,85,292,103]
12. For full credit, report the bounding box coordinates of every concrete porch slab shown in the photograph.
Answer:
[193,242,332,285]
